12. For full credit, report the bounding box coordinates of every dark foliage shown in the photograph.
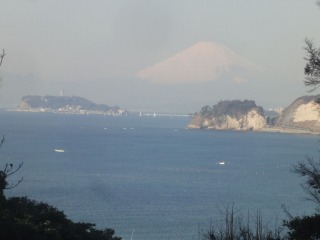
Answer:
[303,0,320,101]
[304,39,320,97]
[200,105,214,117]
[0,163,121,240]
[212,100,261,118]
[0,139,121,240]
[284,214,320,240]
[199,100,263,120]
[284,157,320,239]
[0,196,122,240]
[292,157,320,204]
[0,135,121,239]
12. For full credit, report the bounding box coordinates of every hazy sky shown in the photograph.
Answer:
[0,0,320,112]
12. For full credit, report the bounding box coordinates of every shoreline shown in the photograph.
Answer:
[260,126,320,135]
[187,125,320,135]
[8,108,127,116]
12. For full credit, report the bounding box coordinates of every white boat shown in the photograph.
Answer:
[218,161,225,165]
[54,149,65,153]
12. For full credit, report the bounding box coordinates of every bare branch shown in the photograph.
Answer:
[304,39,320,92]
[0,135,4,149]
[5,162,23,177]
[300,184,320,204]
[0,49,5,67]
[281,204,294,220]
[5,177,23,190]
[0,136,24,191]
[292,157,320,206]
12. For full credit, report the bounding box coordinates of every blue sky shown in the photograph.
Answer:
[0,0,319,112]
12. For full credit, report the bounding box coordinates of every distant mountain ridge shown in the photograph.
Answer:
[17,95,127,116]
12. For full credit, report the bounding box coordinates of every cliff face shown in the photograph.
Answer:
[189,96,320,134]
[17,95,127,115]
[275,95,320,132]
[188,100,267,130]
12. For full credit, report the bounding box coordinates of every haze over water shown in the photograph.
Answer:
[2,111,317,240]
[1,1,320,240]
[1,1,320,112]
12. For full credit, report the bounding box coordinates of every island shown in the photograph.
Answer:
[16,95,128,116]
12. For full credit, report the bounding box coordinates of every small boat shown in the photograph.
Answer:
[54,149,65,153]
[218,161,225,165]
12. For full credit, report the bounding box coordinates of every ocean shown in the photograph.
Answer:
[0,110,318,240]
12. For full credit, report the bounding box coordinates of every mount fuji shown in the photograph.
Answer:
[137,41,257,85]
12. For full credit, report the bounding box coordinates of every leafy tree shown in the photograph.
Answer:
[281,158,320,239]
[0,197,122,240]
[292,158,320,205]
[281,2,320,238]
[303,1,320,97]
[304,40,320,94]
[200,105,214,117]
[284,214,320,240]
[0,51,23,201]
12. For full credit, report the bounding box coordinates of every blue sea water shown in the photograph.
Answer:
[0,110,319,240]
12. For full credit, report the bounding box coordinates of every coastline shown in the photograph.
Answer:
[259,126,320,135]
[9,108,127,116]
[187,124,320,135]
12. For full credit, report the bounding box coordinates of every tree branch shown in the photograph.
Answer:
[304,39,320,91]
[293,157,320,205]
[0,49,5,67]
[5,177,23,190]
[5,162,23,177]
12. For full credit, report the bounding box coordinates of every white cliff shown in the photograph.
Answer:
[275,95,320,133]
[188,100,267,131]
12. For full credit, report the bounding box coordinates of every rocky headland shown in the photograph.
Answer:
[16,95,128,116]
[188,95,320,134]
[188,100,267,131]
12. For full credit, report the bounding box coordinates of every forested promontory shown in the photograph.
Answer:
[188,99,267,131]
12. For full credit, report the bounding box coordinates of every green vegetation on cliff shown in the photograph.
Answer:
[190,99,266,130]
[199,100,263,120]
